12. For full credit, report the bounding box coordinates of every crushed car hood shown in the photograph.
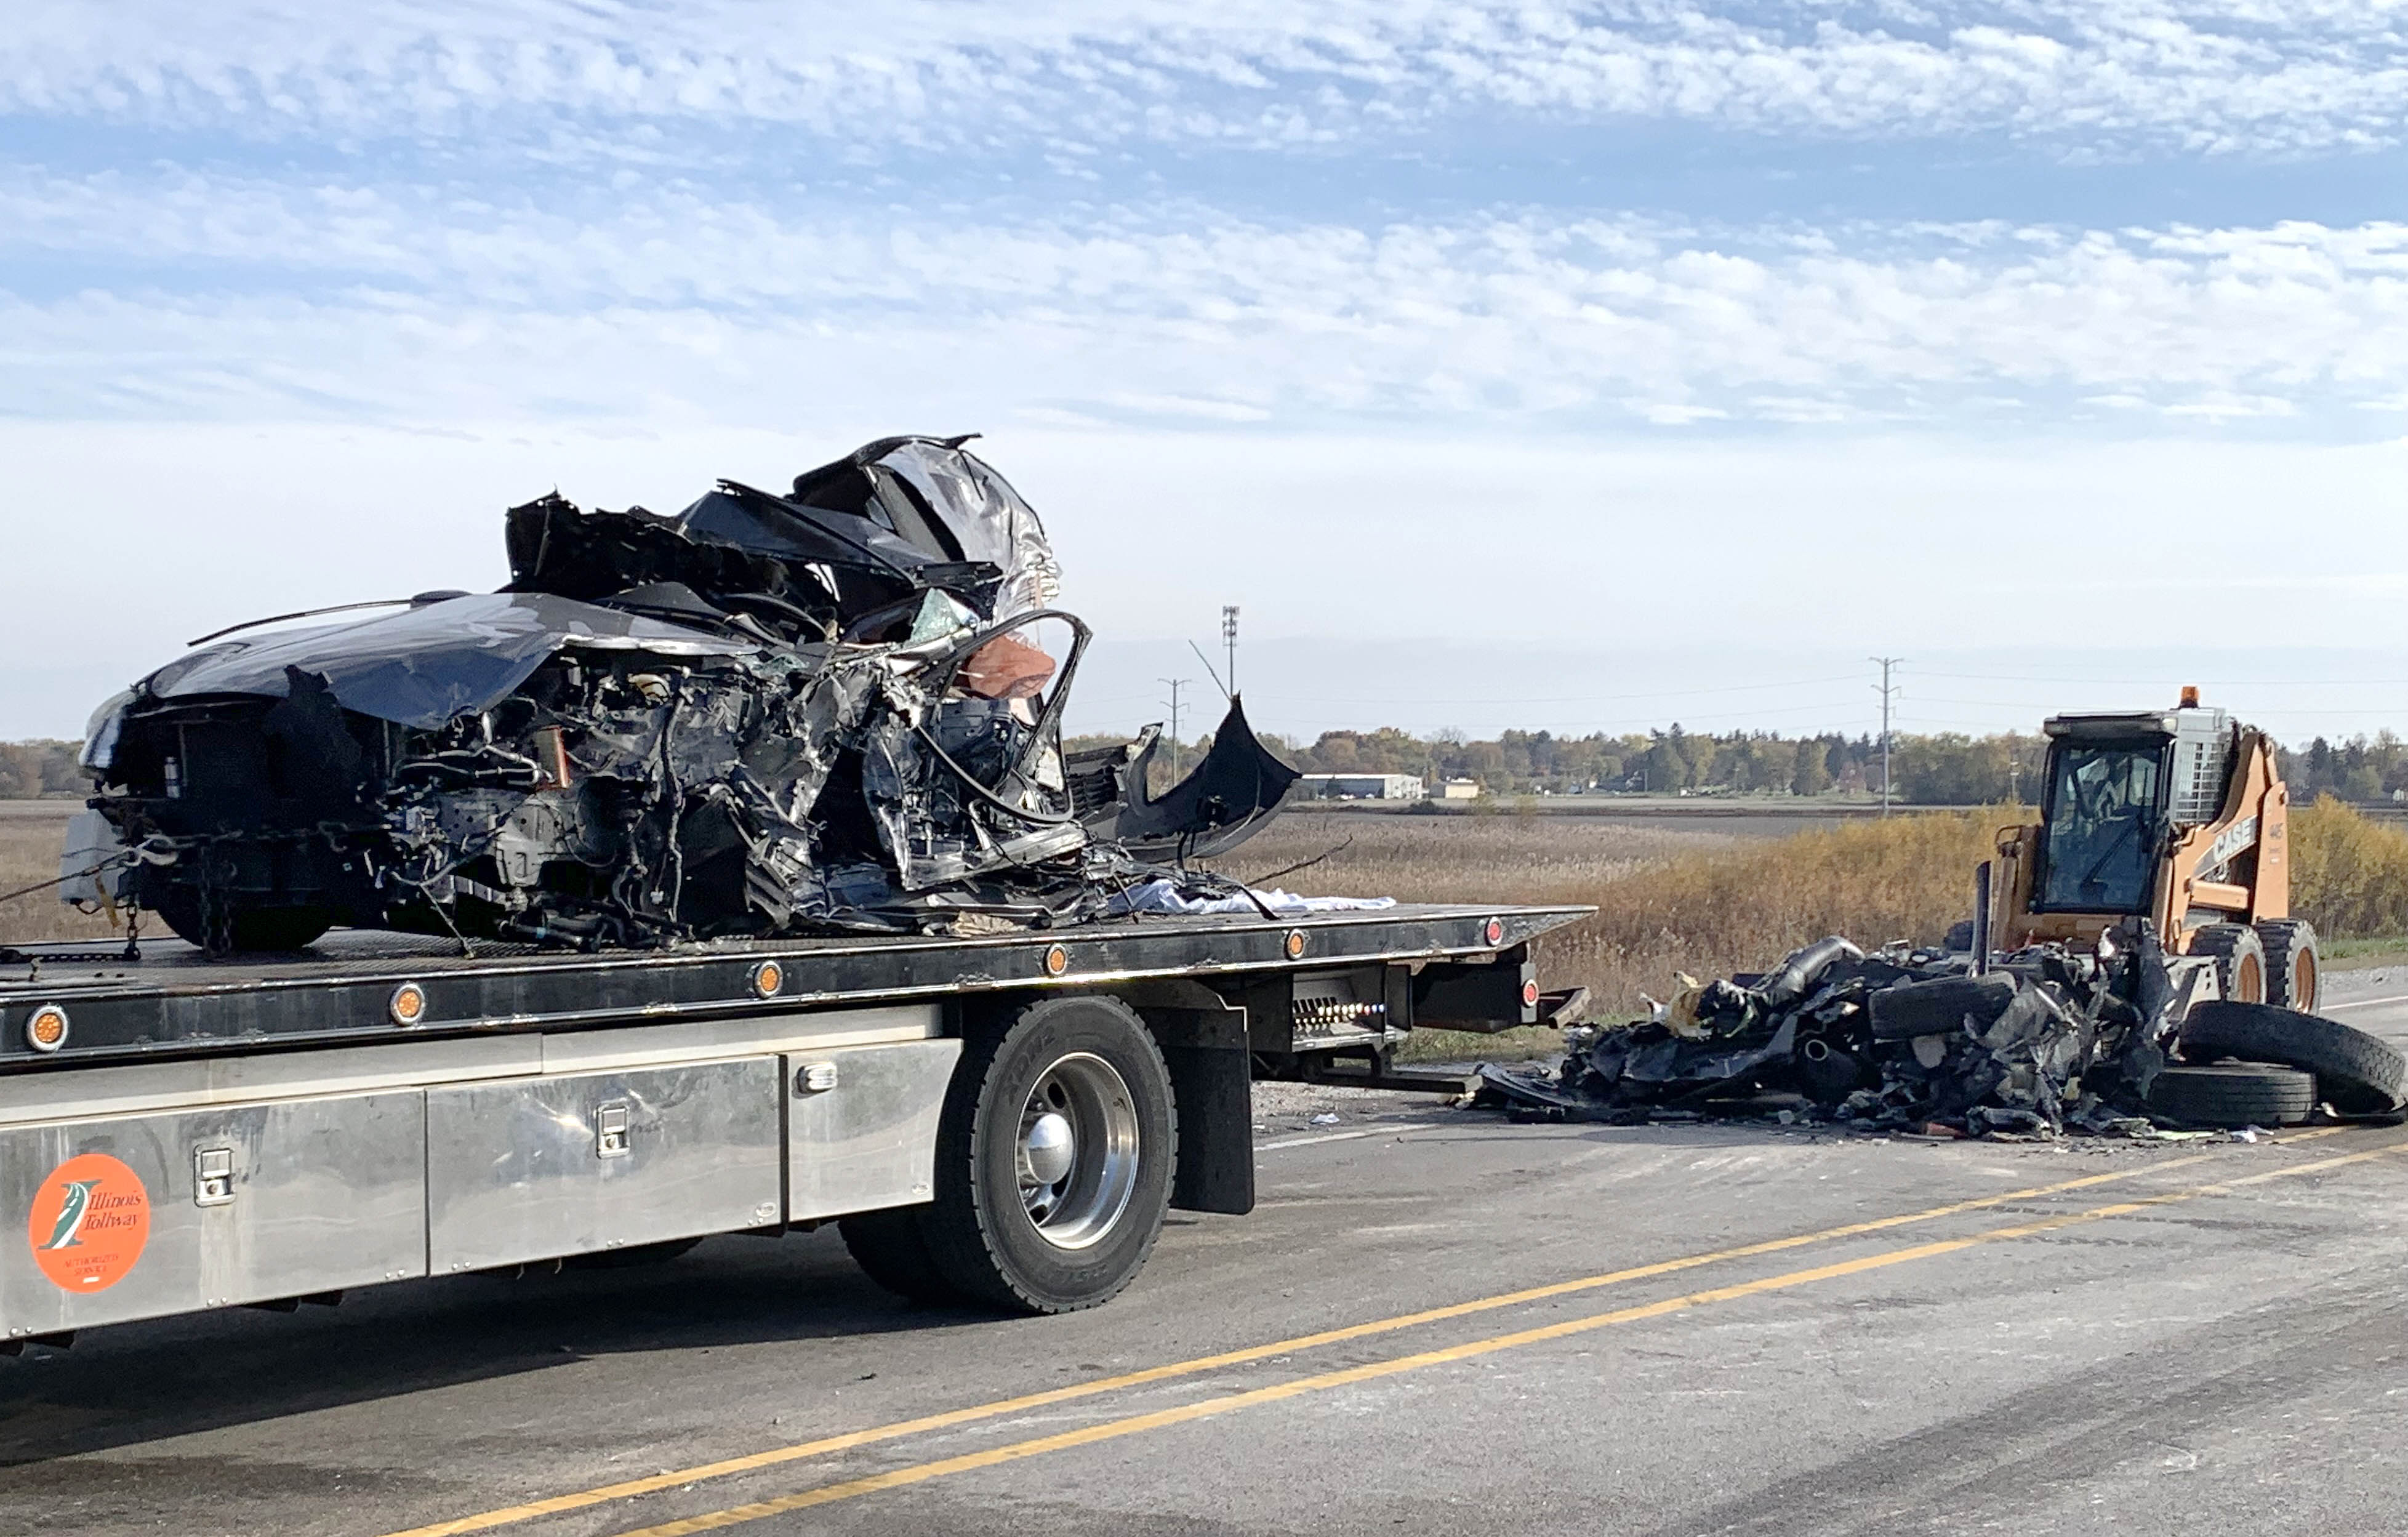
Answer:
[72,433,1304,955]
[141,592,756,730]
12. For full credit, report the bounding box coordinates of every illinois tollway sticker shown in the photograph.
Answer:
[27,1153,150,1291]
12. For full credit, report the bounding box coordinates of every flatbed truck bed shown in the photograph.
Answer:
[0,903,1587,1336]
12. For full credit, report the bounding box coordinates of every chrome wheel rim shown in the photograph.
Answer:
[1016,1052,1139,1250]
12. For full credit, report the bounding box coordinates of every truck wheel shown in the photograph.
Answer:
[2253,920,2322,1013]
[839,1208,960,1304]
[2146,1062,2316,1127]
[564,1237,702,1270]
[2188,923,2266,1005]
[2181,1000,2404,1115]
[918,995,1176,1315]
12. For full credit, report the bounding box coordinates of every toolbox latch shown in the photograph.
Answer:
[595,1102,631,1158]
[194,1146,236,1206]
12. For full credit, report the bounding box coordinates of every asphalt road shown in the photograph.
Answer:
[9,976,2408,1537]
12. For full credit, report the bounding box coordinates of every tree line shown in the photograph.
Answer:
[9,727,2406,807]
[1266,725,2408,806]
[0,740,80,799]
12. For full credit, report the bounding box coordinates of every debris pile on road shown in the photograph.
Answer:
[60,435,1306,953]
[1474,926,2408,1137]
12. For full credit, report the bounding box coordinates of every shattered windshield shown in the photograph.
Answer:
[2038,744,2162,912]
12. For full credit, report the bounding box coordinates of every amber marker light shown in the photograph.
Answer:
[388,982,427,1027]
[1043,944,1070,977]
[751,960,784,999]
[25,1005,69,1053]
[1284,929,1307,960]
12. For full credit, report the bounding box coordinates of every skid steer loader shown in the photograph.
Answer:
[1981,689,2318,1011]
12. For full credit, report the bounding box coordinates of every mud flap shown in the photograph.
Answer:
[1145,1003,1256,1216]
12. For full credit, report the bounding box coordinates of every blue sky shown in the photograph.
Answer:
[4,2,2405,745]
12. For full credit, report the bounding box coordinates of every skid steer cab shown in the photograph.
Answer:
[1989,691,2317,1011]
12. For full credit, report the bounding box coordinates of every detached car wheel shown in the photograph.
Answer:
[917,995,1176,1315]
[2181,1000,2405,1115]
[1868,973,2018,1041]
[2146,1062,2315,1127]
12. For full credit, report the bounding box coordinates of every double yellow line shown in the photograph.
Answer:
[386,1128,2390,1537]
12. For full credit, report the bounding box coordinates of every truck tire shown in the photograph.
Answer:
[917,995,1176,1314]
[2146,1062,2316,1127]
[1868,973,2018,1041]
[564,1237,702,1270]
[2180,1000,2405,1115]
[2188,923,2266,1005]
[839,1208,960,1304]
[2253,920,2322,1013]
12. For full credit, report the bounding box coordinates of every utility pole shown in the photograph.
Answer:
[1871,656,1902,817]
[1158,678,1190,779]
[1221,606,1240,697]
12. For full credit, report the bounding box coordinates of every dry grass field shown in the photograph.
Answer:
[0,805,120,945]
[1232,798,2408,1061]
[1210,810,1738,905]
[1224,808,2004,1058]
[11,797,2407,1063]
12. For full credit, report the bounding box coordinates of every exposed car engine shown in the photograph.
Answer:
[66,436,1296,952]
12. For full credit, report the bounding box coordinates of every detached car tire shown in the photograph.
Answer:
[1868,973,2018,1042]
[2146,1062,2316,1127]
[2180,1000,2406,1115]
[915,994,1176,1315]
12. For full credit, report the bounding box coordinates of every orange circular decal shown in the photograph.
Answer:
[27,1153,150,1293]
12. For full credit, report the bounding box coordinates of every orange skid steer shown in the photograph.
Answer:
[1982,691,2316,1011]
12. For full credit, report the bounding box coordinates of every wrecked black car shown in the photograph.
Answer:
[65,435,1298,952]
[1475,926,2408,1136]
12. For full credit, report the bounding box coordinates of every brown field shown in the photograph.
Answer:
[1226,808,2000,1059]
[1208,810,1737,905]
[0,805,120,945]
[12,797,2407,1064]
[1233,798,2408,1061]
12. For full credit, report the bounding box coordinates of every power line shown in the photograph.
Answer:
[1188,640,1230,701]
[1158,678,1190,779]
[1872,656,1903,818]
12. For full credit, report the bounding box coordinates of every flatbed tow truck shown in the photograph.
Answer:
[0,902,1586,1340]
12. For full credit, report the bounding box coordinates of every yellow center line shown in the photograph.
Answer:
[380,1130,2345,1537]
[614,1134,2408,1537]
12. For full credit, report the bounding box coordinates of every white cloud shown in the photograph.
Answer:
[2,1,2402,156]
[0,169,2399,430]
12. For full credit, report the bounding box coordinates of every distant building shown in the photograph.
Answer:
[1294,773,1426,801]
[1438,779,1483,800]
